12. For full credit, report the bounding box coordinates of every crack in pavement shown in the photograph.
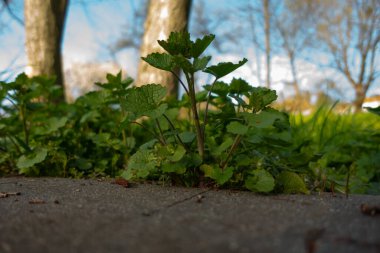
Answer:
[141,188,212,216]
[0,181,19,185]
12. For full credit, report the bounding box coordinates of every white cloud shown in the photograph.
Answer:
[114,49,139,78]
[63,12,98,66]
[63,1,129,68]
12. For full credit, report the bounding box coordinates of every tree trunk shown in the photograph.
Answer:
[136,0,192,98]
[263,0,271,89]
[288,52,300,98]
[25,0,68,101]
[353,84,367,112]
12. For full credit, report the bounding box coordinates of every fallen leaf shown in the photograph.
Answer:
[112,178,129,188]
[0,192,21,198]
[29,198,45,204]
[361,204,380,216]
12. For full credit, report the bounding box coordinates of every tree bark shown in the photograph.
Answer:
[25,0,68,101]
[263,0,271,89]
[136,0,192,98]
[353,84,367,112]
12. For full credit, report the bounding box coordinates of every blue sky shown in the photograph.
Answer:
[0,0,379,103]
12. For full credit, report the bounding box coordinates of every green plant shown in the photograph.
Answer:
[2,32,376,195]
[0,72,139,177]
[0,74,66,175]
[120,31,303,193]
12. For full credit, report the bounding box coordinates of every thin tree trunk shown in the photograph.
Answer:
[353,84,368,112]
[263,0,271,88]
[136,0,192,98]
[289,52,300,97]
[247,4,262,87]
[25,0,68,102]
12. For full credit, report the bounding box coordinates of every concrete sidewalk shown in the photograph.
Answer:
[0,177,379,253]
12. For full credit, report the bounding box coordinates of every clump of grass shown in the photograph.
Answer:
[290,103,380,195]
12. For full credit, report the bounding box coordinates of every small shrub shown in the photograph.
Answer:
[120,31,302,193]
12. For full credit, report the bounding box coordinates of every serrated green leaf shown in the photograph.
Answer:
[211,137,233,156]
[96,72,133,90]
[178,132,196,143]
[201,164,234,185]
[121,169,134,180]
[161,161,187,174]
[127,149,157,179]
[125,84,167,118]
[173,55,193,73]
[77,90,110,107]
[142,53,174,71]
[242,109,283,128]
[193,56,212,71]
[158,31,192,58]
[227,121,248,135]
[91,133,111,146]
[17,148,48,169]
[229,78,252,94]
[80,110,101,124]
[244,169,275,193]
[35,117,68,135]
[49,117,68,130]
[191,34,215,58]
[204,81,229,97]
[106,71,122,84]
[235,154,253,166]
[249,87,277,111]
[204,58,248,79]
[148,103,168,118]
[169,145,186,162]
[277,171,309,194]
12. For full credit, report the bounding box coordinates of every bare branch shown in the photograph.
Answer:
[1,0,24,26]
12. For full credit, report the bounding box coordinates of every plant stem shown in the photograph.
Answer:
[203,78,218,138]
[19,104,29,146]
[186,72,204,160]
[162,114,186,148]
[345,165,350,199]
[120,101,127,146]
[220,135,242,170]
[131,121,163,144]
[7,135,21,154]
[171,71,189,95]
[155,119,167,145]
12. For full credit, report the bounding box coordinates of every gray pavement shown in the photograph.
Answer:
[0,177,379,253]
